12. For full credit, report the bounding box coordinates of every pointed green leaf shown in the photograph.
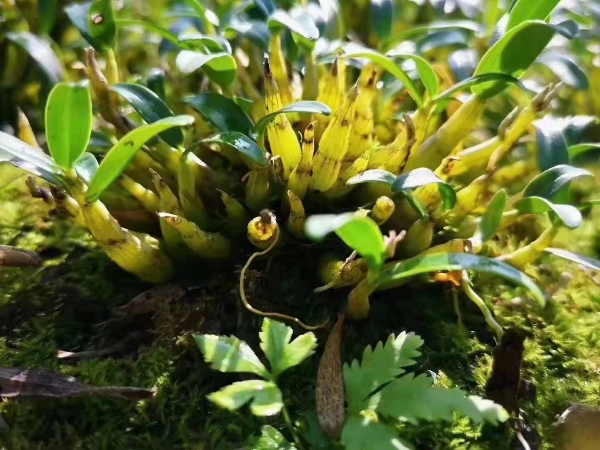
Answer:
[178,33,230,53]
[184,93,254,135]
[201,132,267,166]
[341,416,413,450]
[523,164,593,200]
[88,0,116,48]
[569,143,600,159]
[176,51,237,86]
[73,153,99,184]
[305,214,386,271]
[477,189,507,242]
[515,196,582,229]
[259,318,317,379]
[545,248,600,271]
[253,101,331,138]
[506,0,562,31]
[268,9,319,41]
[429,73,527,105]
[207,380,283,416]
[116,19,181,46]
[0,131,63,186]
[111,83,183,148]
[65,1,103,49]
[347,169,397,187]
[344,332,424,413]
[195,334,269,377]
[392,168,457,210]
[86,115,194,202]
[367,373,509,425]
[534,119,570,171]
[473,21,573,98]
[247,425,297,450]
[344,46,424,109]
[385,51,439,96]
[45,81,93,170]
[5,32,64,85]
[371,0,394,42]
[377,252,545,305]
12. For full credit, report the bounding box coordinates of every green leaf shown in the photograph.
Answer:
[73,153,99,184]
[176,51,237,86]
[344,332,423,413]
[341,416,413,450]
[305,214,386,271]
[178,33,230,53]
[346,169,397,186]
[86,115,194,202]
[367,373,509,425]
[429,73,527,105]
[392,168,457,210]
[371,0,393,42]
[5,32,64,85]
[247,426,297,450]
[88,0,116,49]
[201,132,267,166]
[569,143,600,159]
[0,131,63,186]
[473,21,570,98]
[477,189,507,242]
[39,0,58,35]
[116,19,181,47]
[545,248,600,271]
[195,334,269,377]
[523,164,593,200]
[344,46,424,109]
[259,318,317,379]
[45,81,93,170]
[252,101,331,138]
[111,83,183,148]
[268,10,319,41]
[184,93,254,135]
[254,0,276,16]
[534,119,570,171]
[377,252,545,305]
[64,1,103,49]
[384,20,479,46]
[385,50,439,96]
[514,196,582,229]
[538,52,589,90]
[225,18,270,50]
[506,0,561,31]
[207,380,283,416]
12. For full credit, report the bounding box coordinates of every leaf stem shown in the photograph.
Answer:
[281,404,305,450]
[461,273,503,341]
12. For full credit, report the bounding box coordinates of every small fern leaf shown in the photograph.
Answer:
[366,374,509,425]
[343,332,423,412]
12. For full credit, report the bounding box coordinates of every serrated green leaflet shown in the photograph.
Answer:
[515,196,582,229]
[111,83,183,148]
[259,318,317,379]
[342,416,412,450]
[378,252,545,305]
[207,380,283,416]
[252,101,331,138]
[344,332,423,412]
[45,82,93,170]
[5,32,64,85]
[305,214,386,271]
[477,189,507,242]
[184,93,254,135]
[195,334,269,377]
[201,132,267,166]
[366,373,509,425]
[86,115,194,202]
[0,131,64,186]
[524,164,593,200]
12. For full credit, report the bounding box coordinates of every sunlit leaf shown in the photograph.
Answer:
[506,0,562,31]
[524,164,593,200]
[477,189,507,242]
[534,118,570,171]
[515,196,582,229]
[268,9,319,41]
[545,248,600,271]
[176,51,237,86]
[184,93,254,135]
[201,132,267,166]
[207,380,283,416]
[88,0,116,48]
[385,50,439,96]
[5,32,64,85]
[195,334,269,377]
[393,168,457,210]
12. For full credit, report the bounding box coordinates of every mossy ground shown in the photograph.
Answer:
[1,164,600,449]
